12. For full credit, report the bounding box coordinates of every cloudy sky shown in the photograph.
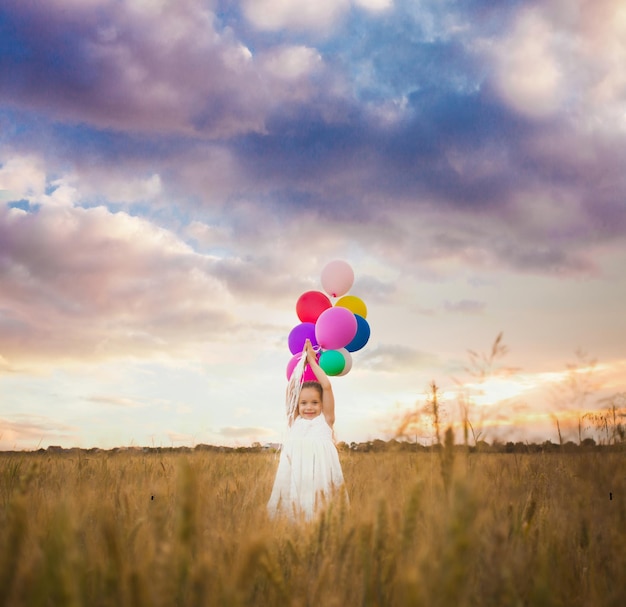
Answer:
[1,0,625,450]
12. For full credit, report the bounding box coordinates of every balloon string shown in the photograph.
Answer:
[285,350,307,427]
[285,344,323,427]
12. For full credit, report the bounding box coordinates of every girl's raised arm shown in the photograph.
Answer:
[304,339,336,427]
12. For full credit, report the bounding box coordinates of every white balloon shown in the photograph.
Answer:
[337,348,353,376]
[320,259,354,298]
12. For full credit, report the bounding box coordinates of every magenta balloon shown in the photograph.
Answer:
[321,260,354,298]
[288,322,317,355]
[302,365,317,382]
[315,306,358,350]
[286,353,318,382]
[296,291,332,323]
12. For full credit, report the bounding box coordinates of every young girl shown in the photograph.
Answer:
[267,339,346,520]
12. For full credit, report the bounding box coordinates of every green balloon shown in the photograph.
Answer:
[319,350,346,376]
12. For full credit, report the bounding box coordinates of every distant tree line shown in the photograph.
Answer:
[1,435,622,456]
[336,437,620,454]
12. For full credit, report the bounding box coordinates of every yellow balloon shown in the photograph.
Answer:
[335,295,367,318]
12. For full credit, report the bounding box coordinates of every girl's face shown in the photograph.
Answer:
[298,386,323,420]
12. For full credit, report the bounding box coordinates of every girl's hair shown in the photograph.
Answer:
[300,381,323,398]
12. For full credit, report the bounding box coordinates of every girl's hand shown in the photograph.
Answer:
[304,338,316,361]
[303,340,335,426]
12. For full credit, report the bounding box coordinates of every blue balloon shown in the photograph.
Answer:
[346,315,370,352]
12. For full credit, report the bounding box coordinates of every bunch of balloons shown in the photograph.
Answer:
[286,260,371,381]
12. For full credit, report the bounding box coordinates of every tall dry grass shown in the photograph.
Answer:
[1,448,625,606]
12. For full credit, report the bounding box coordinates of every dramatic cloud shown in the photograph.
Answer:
[491,8,565,119]
[0,194,235,366]
[0,0,329,137]
[488,0,626,125]
[0,155,47,197]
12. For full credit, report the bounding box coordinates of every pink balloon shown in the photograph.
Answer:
[315,306,358,350]
[321,260,354,298]
[286,353,318,382]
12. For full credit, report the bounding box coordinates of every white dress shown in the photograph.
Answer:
[267,414,345,520]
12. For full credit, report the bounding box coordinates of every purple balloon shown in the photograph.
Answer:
[315,306,358,350]
[288,322,317,355]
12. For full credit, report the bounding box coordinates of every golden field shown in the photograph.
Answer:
[1,447,625,607]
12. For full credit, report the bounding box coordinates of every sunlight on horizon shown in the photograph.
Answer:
[428,359,626,443]
[453,360,625,408]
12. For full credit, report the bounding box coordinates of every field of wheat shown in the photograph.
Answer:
[1,447,624,607]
